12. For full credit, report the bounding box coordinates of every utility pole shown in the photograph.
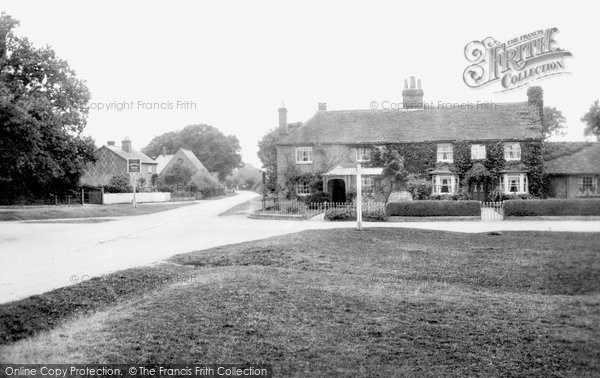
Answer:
[356,163,362,230]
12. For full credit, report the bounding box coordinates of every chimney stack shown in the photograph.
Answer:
[402,76,424,109]
[318,102,327,111]
[121,138,132,153]
[162,146,167,157]
[107,140,115,146]
[278,105,287,129]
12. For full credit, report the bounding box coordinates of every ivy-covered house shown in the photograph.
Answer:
[275,77,544,202]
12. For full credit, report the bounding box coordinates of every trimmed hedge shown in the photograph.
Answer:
[386,200,481,217]
[325,207,387,222]
[504,199,600,216]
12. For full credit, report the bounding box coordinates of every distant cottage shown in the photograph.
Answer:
[81,138,158,189]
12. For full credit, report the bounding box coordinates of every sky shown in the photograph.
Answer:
[2,0,599,167]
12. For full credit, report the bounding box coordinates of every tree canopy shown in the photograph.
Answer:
[0,13,96,203]
[257,124,298,192]
[582,100,600,141]
[143,124,242,181]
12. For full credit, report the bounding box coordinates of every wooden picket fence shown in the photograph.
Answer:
[480,201,504,220]
[261,199,385,219]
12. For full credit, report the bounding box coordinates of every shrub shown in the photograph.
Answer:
[406,174,431,200]
[504,199,600,216]
[325,207,388,221]
[325,207,355,221]
[189,171,224,198]
[103,174,132,193]
[386,200,480,217]
[306,191,331,204]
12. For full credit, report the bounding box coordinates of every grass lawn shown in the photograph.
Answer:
[0,201,197,221]
[1,228,599,376]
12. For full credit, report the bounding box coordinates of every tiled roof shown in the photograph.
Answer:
[278,102,542,145]
[154,154,174,174]
[180,149,209,172]
[544,143,600,174]
[105,145,157,164]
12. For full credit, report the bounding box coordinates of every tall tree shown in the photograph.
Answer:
[542,106,567,139]
[582,100,600,141]
[0,13,96,203]
[143,124,242,181]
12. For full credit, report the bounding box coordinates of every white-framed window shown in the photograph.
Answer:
[437,143,453,163]
[361,176,374,194]
[578,176,597,194]
[296,180,310,196]
[356,147,370,162]
[147,165,152,174]
[500,173,528,194]
[503,142,521,161]
[431,175,458,194]
[471,144,486,160]
[295,147,313,164]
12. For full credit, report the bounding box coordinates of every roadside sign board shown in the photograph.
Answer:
[128,159,141,173]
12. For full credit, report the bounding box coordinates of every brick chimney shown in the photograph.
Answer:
[318,102,327,111]
[107,140,115,146]
[162,146,167,157]
[278,105,287,129]
[402,76,424,109]
[121,138,132,153]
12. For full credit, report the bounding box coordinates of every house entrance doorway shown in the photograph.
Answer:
[469,182,489,202]
[328,179,346,203]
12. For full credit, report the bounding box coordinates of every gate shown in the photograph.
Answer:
[481,201,504,221]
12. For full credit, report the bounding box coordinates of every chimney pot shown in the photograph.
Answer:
[402,77,424,110]
[318,102,327,111]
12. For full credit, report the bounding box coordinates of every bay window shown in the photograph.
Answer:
[431,175,458,194]
[500,173,528,194]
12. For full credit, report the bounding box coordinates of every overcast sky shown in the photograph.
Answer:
[3,0,598,167]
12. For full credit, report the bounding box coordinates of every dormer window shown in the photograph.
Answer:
[437,144,453,163]
[356,148,370,162]
[295,147,313,164]
[503,143,521,161]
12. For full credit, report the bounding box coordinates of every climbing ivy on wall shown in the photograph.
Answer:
[369,140,544,200]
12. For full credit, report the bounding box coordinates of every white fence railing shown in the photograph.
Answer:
[103,192,171,205]
[261,199,385,218]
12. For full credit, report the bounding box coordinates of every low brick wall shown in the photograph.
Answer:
[102,192,171,204]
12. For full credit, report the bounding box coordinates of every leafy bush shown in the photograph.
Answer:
[103,174,132,193]
[306,191,331,204]
[504,199,600,216]
[386,200,480,216]
[188,171,224,198]
[406,174,431,200]
[325,207,387,221]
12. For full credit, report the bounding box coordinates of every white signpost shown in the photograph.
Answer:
[356,163,362,230]
[128,159,141,208]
